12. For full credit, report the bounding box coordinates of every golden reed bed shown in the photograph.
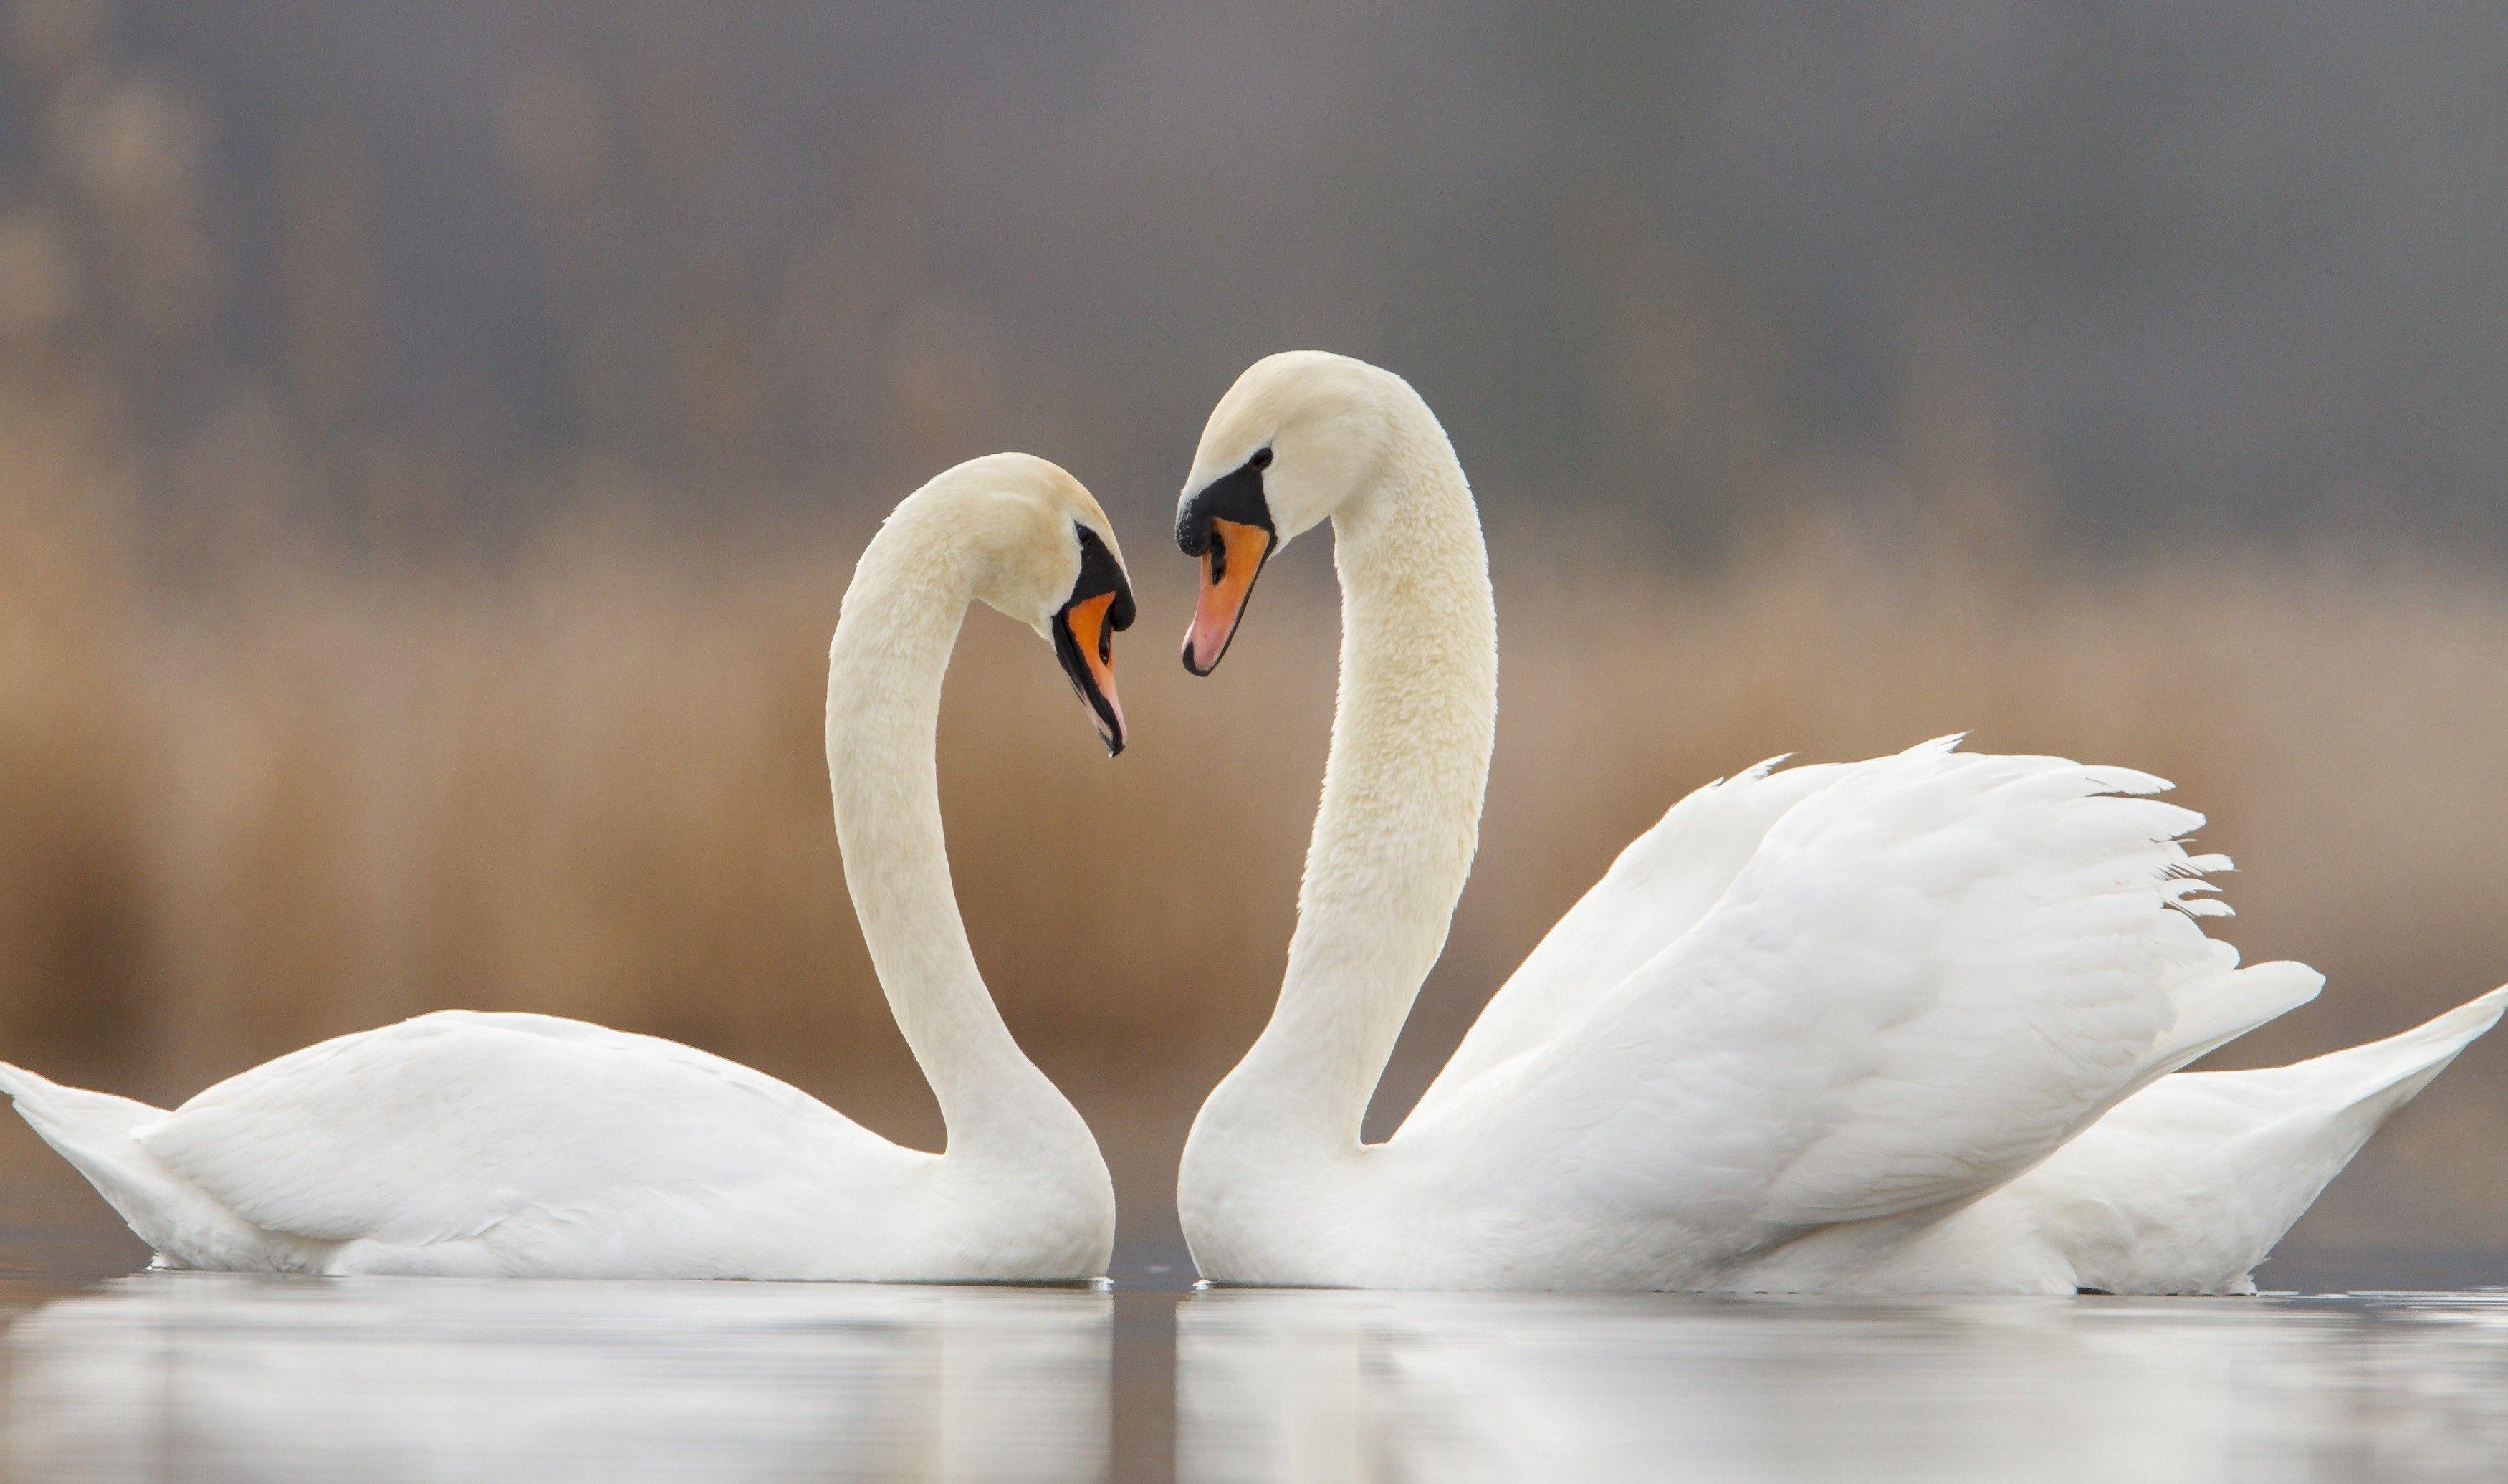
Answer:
[4,384,2506,1253]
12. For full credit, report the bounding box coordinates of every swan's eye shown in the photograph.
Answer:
[1248,446,1273,471]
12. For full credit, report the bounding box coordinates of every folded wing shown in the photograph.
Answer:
[136,1012,896,1250]
[1406,740,2292,1259]
[1409,754,1847,1124]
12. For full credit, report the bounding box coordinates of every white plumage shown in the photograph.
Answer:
[0,1014,921,1277]
[1173,351,2503,1292]
[0,454,1127,1280]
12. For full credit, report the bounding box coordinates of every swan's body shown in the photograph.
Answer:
[0,454,1134,1280]
[1172,352,2504,1293]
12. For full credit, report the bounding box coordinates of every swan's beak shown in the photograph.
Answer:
[1182,519,1270,676]
[1053,590,1129,756]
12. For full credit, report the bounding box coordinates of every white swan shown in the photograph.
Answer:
[1170,350,2505,1293]
[0,453,1133,1280]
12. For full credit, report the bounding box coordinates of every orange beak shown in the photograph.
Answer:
[1053,589,1127,755]
[1181,518,1272,676]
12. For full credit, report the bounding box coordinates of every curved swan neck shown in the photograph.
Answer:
[1217,388,1498,1151]
[825,507,1091,1167]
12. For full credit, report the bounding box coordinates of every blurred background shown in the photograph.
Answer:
[1,0,2506,1268]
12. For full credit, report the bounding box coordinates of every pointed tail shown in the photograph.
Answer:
[1999,985,2508,1294]
[0,1061,181,1245]
[0,1061,162,1150]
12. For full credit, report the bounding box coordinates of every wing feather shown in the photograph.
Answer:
[1402,741,2256,1255]
[1410,753,1849,1124]
[137,1013,891,1248]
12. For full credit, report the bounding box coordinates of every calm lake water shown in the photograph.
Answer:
[0,1238,2502,1481]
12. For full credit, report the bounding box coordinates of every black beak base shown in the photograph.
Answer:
[1053,526,1134,756]
[1177,452,1277,676]
[1175,456,1275,560]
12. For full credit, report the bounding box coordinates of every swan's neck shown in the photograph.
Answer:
[1208,401,1498,1159]
[825,530,1094,1171]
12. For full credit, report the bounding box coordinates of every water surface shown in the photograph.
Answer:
[1179,1287,2508,1482]
[1,1240,2504,1481]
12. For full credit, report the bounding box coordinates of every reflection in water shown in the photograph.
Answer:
[11,1272,2508,1480]
[0,1274,1109,1483]
[1179,1288,2508,1483]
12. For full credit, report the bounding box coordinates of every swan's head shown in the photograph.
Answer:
[1174,350,1409,674]
[922,452,1137,755]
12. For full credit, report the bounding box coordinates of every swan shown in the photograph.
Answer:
[0,452,1133,1281]
[1169,350,2505,1293]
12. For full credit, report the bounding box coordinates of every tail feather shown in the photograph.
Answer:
[2228,984,2508,1109]
[0,1062,189,1255]
[2001,985,2508,1294]
[0,1062,163,1146]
